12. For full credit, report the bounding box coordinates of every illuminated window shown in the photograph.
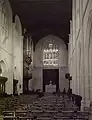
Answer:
[43,40,59,66]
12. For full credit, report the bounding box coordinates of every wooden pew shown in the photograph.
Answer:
[3,111,15,117]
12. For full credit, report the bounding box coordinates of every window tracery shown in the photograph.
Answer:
[43,39,59,66]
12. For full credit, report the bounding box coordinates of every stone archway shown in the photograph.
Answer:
[0,60,8,94]
[0,60,8,77]
[15,15,22,35]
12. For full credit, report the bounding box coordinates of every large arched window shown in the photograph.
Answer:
[43,39,59,66]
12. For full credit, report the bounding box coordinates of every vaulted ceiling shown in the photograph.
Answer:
[9,0,72,48]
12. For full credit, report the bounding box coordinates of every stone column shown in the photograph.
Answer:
[19,35,23,94]
[77,42,80,95]
[88,45,91,101]
[84,37,90,108]
[90,41,92,100]
[75,50,77,95]
[76,43,78,95]
[81,40,85,110]
[0,0,3,46]
[88,27,92,102]
[72,0,76,49]
[78,0,86,110]
[72,52,76,94]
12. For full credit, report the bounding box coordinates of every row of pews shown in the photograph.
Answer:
[3,94,89,120]
[3,110,89,120]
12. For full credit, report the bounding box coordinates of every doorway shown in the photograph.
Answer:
[43,69,59,92]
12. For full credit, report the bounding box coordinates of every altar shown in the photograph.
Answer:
[45,81,56,92]
[46,84,56,92]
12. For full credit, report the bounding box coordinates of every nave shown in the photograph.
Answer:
[1,0,92,119]
[1,93,90,120]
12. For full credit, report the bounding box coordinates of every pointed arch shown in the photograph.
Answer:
[0,60,8,77]
[15,15,22,35]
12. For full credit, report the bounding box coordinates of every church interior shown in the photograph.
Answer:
[0,0,92,119]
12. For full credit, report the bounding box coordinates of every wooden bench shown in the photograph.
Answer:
[4,116,32,120]
[37,117,51,120]
[54,116,88,120]
[3,111,15,117]
[3,116,17,120]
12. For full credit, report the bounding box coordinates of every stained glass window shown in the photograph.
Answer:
[43,40,59,66]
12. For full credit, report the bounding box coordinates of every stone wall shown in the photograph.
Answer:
[0,0,23,94]
[32,35,68,91]
[68,0,92,109]
[13,15,23,94]
[0,0,13,94]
